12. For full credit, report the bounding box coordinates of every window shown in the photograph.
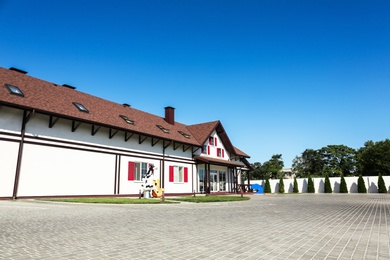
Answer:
[217,148,224,158]
[198,169,205,192]
[178,130,190,138]
[5,84,24,97]
[156,125,169,134]
[119,115,134,125]
[202,145,207,154]
[72,102,89,113]
[169,165,188,183]
[208,136,214,145]
[128,162,148,181]
[219,170,226,191]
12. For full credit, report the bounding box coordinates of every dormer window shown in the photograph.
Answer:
[5,84,24,97]
[178,130,190,139]
[156,125,169,134]
[73,102,89,113]
[120,115,134,125]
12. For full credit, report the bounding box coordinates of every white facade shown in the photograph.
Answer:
[0,106,246,198]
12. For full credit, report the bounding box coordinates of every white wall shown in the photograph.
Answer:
[18,144,116,196]
[251,176,390,193]
[0,140,19,197]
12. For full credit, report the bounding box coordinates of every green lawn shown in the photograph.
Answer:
[39,195,250,204]
[40,198,171,204]
[168,195,250,203]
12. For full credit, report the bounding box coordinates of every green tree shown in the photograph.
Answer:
[359,139,390,176]
[279,177,285,194]
[357,174,367,193]
[324,173,332,193]
[249,162,263,180]
[307,174,315,193]
[292,149,323,178]
[261,154,284,179]
[378,173,387,193]
[264,175,271,193]
[339,174,348,193]
[293,176,299,193]
[319,145,357,177]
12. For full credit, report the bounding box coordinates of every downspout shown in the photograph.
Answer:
[13,109,35,199]
[207,163,211,194]
[162,147,165,189]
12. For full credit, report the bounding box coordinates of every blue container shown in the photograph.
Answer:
[251,183,264,194]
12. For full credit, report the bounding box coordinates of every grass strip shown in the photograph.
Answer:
[168,195,250,203]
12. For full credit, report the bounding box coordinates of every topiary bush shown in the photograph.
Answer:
[357,174,367,193]
[324,173,332,193]
[293,176,299,193]
[279,177,285,194]
[378,173,387,193]
[307,174,315,193]
[264,175,271,193]
[339,174,348,193]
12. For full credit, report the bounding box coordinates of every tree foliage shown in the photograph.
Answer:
[293,177,299,193]
[324,173,332,193]
[250,154,284,180]
[339,174,348,193]
[378,173,387,193]
[359,139,390,176]
[264,175,271,193]
[357,174,367,193]
[307,174,315,193]
[293,145,357,178]
[279,177,285,194]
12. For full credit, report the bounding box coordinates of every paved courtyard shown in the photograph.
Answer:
[1,194,390,260]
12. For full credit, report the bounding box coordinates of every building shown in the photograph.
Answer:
[0,67,252,199]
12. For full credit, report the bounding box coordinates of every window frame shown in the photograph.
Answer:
[5,84,24,97]
[72,102,89,113]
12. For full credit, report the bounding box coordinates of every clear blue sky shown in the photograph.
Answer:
[1,0,389,167]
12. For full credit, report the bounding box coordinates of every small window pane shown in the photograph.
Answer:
[73,102,89,113]
[5,84,24,97]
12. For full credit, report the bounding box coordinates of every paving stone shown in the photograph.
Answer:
[0,194,389,259]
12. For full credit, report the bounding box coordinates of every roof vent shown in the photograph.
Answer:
[164,106,175,125]
[9,67,27,74]
[122,103,131,107]
[62,84,76,90]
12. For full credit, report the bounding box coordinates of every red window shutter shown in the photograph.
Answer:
[222,149,225,158]
[209,137,212,145]
[184,167,188,183]
[207,146,210,155]
[128,162,135,180]
[169,166,174,182]
[215,138,217,146]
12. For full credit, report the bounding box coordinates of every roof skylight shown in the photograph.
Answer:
[5,84,24,97]
[72,102,89,113]
[120,115,134,125]
[156,125,170,134]
[178,130,190,139]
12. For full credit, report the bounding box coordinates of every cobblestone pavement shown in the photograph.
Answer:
[1,194,390,260]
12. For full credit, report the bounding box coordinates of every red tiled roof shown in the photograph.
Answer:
[0,67,249,156]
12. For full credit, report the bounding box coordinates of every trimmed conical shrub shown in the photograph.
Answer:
[279,177,285,194]
[293,176,299,193]
[307,174,315,193]
[378,173,387,193]
[357,174,367,193]
[324,173,332,193]
[264,175,271,193]
[339,174,348,193]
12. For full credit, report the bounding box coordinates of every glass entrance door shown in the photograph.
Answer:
[219,170,226,191]
[210,170,218,191]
